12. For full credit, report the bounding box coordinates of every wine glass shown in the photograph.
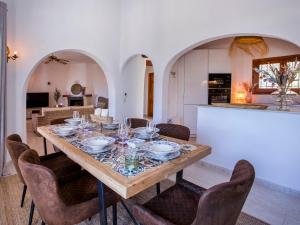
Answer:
[73,111,80,119]
[118,123,128,146]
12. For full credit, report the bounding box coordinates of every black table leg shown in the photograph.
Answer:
[156,183,160,195]
[97,180,107,225]
[43,137,47,155]
[176,170,183,183]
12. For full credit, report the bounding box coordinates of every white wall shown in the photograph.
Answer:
[197,106,300,192]
[28,62,108,107]
[119,56,146,119]
[12,0,121,142]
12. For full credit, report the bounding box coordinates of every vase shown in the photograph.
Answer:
[272,88,292,111]
[245,92,252,104]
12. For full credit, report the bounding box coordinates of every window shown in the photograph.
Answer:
[252,54,300,94]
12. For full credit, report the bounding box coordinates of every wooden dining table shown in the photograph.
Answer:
[37,126,211,225]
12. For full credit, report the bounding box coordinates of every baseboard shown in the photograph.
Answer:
[188,160,300,198]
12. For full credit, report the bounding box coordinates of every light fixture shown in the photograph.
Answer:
[6,46,18,62]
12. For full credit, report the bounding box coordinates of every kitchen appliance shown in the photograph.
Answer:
[208,73,231,104]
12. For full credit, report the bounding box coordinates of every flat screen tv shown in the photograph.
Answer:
[26,92,49,108]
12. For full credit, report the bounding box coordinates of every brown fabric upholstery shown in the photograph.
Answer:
[133,160,255,225]
[19,149,120,225]
[50,117,70,152]
[5,134,30,184]
[50,117,70,125]
[156,123,190,141]
[5,134,81,184]
[129,118,148,128]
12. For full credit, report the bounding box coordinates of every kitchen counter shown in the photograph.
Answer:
[196,105,300,192]
[206,103,300,114]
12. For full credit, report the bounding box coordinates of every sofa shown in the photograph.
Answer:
[32,105,95,134]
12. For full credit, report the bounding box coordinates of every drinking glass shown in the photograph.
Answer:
[148,121,156,132]
[118,123,128,145]
[124,148,139,175]
[124,117,131,130]
[73,111,80,119]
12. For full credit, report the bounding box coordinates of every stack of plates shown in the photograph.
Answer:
[81,136,115,154]
[132,127,160,140]
[54,126,77,137]
[65,118,81,126]
[143,141,181,161]
[102,122,119,130]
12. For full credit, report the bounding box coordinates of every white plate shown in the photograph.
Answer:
[146,150,180,162]
[134,132,159,140]
[65,118,81,125]
[126,138,145,148]
[143,141,180,156]
[132,127,160,135]
[84,144,116,154]
[81,136,115,152]
[53,126,77,136]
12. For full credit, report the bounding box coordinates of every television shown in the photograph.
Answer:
[26,92,49,108]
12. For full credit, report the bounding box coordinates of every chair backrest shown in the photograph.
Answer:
[101,108,109,117]
[5,134,30,183]
[50,117,70,125]
[94,108,102,116]
[156,123,190,141]
[192,160,255,225]
[129,118,148,128]
[18,149,65,223]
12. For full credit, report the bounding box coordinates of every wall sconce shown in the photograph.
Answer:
[6,46,18,62]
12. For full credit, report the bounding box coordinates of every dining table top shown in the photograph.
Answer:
[37,125,211,199]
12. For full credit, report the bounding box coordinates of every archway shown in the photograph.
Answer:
[163,35,300,136]
[119,54,154,119]
[25,50,110,153]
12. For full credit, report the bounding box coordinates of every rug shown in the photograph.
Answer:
[0,175,269,225]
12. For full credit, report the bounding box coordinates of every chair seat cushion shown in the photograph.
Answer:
[134,181,206,225]
[60,170,120,206]
[40,152,81,183]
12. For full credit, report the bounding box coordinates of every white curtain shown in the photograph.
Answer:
[0,1,7,175]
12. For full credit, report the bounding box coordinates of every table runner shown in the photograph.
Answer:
[51,125,196,177]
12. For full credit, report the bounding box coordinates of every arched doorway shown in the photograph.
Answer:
[120,54,154,119]
[25,50,109,154]
[164,35,300,136]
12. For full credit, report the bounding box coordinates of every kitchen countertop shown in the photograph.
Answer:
[199,103,300,114]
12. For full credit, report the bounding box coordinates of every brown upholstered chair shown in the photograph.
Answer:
[19,149,120,225]
[155,123,190,194]
[129,118,148,128]
[133,160,255,225]
[50,117,70,125]
[5,134,82,225]
[156,123,190,141]
[50,117,70,152]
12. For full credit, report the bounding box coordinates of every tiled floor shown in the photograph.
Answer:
[5,120,300,225]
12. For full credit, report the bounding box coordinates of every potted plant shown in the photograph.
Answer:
[54,88,61,107]
[255,60,300,110]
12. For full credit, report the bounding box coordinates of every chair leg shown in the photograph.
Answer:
[20,185,27,207]
[28,201,35,225]
[156,183,160,195]
[112,203,117,225]
[120,200,138,225]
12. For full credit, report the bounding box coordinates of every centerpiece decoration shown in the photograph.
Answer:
[242,82,256,103]
[54,88,61,107]
[254,60,300,110]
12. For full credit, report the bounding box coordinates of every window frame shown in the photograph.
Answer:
[252,54,300,94]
